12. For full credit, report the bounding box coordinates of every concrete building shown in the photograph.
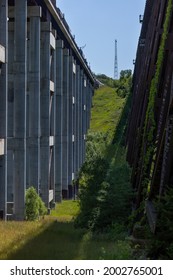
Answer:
[0,0,95,220]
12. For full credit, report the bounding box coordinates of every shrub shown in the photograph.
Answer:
[38,196,47,217]
[25,187,47,221]
[147,187,173,259]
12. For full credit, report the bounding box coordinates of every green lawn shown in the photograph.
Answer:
[51,200,79,221]
[0,200,133,260]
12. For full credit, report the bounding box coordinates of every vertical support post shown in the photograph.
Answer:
[55,39,63,202]
[50,31,56,208]
[7,23,14,214]
[40,22,51,207]
[72,60,77,181]
[28,8,41,192]
[0,0,8,220]
[88,83,93,130]
[13,0,27,220]
[68,54,73,194]
[86,80,90,131]
[82,75,87,163]
[79,69,83,168]
[76,65,80,174]
[62,48,69,198]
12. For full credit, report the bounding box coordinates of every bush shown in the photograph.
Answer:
[147,187,173,259]
[38,196,47,217]
[75,82,133,232]
[25,187,47,221]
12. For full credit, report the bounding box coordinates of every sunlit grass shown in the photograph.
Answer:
[50,200,79,221]
[0,220,49,259]
[0,200,133,260]
[90,86,125,135]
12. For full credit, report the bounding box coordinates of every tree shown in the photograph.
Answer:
[120,70,132,80]
[25,187,47,221]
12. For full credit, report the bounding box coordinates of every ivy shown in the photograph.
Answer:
[140,0,173,196]
[147,187,173,259]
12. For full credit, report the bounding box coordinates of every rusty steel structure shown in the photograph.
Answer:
[126,0,173,232]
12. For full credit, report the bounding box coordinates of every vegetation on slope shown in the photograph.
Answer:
[133,0,173,259]
[0,70,136,260]
[75,71,133,234]
[90,86,125,136]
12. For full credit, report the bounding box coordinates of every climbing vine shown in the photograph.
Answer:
[140,0,173,196]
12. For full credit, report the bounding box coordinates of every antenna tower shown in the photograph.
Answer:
[114,39,118,80]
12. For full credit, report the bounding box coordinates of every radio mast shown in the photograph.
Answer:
[114,39,118,80]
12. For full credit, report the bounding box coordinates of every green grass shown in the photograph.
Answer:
[90,86,125,136]
[0,201,133,260]
[0,84,135,260]
[51,200,79,221]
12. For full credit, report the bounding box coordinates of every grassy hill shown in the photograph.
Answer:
[90,86,125,136]
[75,79,133,231]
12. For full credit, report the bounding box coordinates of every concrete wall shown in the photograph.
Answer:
[0,0,95,220]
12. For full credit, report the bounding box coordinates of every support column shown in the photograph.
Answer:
[62,48,69,198]
[13,0,27,220]
[68,54,73,193]
[88,83,93,130]
[82,75,87,163]
[55,39,63,202]
[40,22,55,208]
[76,65,80,174]
[50,31,56,208]
[7,23,14,218]
[28,7,41,192]
[72,60,77,181]
[0,0,8,220]
[86,80,90,131]
[79,69,83,168]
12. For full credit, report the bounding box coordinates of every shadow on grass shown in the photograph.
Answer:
[4,219,126,260]
[112,92,132,145]
[5,95,133,261]
[6,220,85,260]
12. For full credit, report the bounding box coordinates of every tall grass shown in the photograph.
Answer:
[0,201,133,260]
[90,86,125,138]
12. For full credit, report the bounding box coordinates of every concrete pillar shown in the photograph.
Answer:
[86,80,90,131]
[40,22,55,207]
[82,75,87,163]
[76,65,80,174]
[68,54,73,190]
[79,69,83,168]
[88,83,93,130]
[50,32,56,207]
[62,48,69,198]
[7,24,14,138]
[13,0,27,220]
[7,23,14,217]
[72,60,77,181]
[68,56,77,198]
[27,8,41,192]
[55,39,63,202]
[0,0,8,220]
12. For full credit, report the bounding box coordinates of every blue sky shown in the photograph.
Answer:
[56,0,146,78]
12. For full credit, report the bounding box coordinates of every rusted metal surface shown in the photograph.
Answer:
[126,0,173,224]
